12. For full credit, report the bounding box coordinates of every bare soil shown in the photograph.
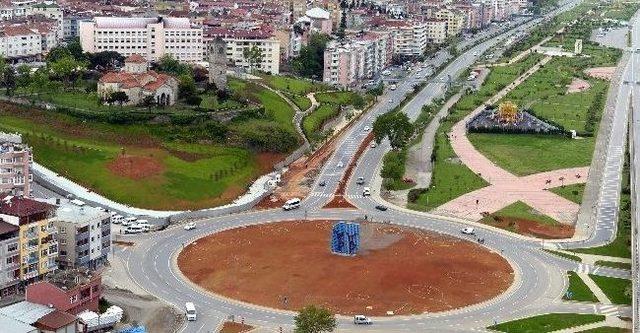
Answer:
[178,220,514,316]
[107,154,165,180]
[566,77,591,93]
[323,195,356,209]
[219,322,253,333]
[103,287,183,333]
[482,216,575,239]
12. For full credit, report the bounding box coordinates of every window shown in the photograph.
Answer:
[7,243,17,252]
[59,227,65,234]
[69,295,78,303]
[60,250,66,255]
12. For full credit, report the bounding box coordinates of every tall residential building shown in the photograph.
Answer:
[391,21,428,56]
[0,132,32,196]
[0,220,20,296]
[205,27,281,75]
[425,19,448,44]
[433,8,466,36]
[0,195,58,284]
[54,203,110,270]
[79,16,204,63]
[27,2,63,40]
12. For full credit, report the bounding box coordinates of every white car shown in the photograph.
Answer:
[362,187,371,197]
[388,99,393,103]
[184,222,196,230]
[370,142,377,148]
[461,227,475,235]
[354,315,372,325]
[363,126,370,132]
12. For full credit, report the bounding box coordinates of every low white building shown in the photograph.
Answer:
[79,16,204,63]
[205,27,280,74]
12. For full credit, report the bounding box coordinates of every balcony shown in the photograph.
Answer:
[23,270,38,280]
[23,255,38,265]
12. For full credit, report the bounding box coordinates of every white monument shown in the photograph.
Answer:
[574,39,583,55]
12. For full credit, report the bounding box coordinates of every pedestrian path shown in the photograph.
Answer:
[577,272,612,304]
[432,56,589,224]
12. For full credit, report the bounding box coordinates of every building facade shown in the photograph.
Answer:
[205,28,281,74]
[79,16,204,63]
[26,268,102,315]
[54,203,110,270]
[0,132,32,196]
[0,195,58,284]
[0,221,19,297]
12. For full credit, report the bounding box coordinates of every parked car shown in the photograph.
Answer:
[375,205,388,211]
[184,222,196,231]
[356,177,365,185]
[122,217,138,226]
[370,142,377,148]
[354,315,372,325]
[124,225,144,234]
[319,180,326,187]
[137,221,153,232]
[461,227,475,235]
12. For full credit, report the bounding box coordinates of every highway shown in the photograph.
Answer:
[115,1,638,332]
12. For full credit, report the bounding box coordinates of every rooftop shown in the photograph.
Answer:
[0,314,37,333]
[43,267,100,291]
[94,16,192,29]
[0,301,54,325]
[0,195,55,218]
[34,310,76,330]
[54,203,110,226]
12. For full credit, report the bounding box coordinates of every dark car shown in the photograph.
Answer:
[319,180,326,187]
[375,205,388,211]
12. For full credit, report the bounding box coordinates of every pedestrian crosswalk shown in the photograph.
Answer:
[309,192,364,199]
[576,263,592,274]
[596,304,621,316]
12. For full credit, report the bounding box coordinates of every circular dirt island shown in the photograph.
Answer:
[177,220,514,316]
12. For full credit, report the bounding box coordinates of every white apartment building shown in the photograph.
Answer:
[79,16,204,63]
[0,25,42,58]
[206,28,280,74]
[391,22,428,56]
[27,2,63,40]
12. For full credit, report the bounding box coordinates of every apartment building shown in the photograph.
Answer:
[425,19,448,44]
[0,221,19,296]
[205,27,280,74]
[27,2,63,40]
[26,268,102,315]
[0,195,58,284]
[390,21,428,56]
[0,132,32,197]
[79,16,204,63]
[54,203,110,270]
[433,8,466,36]
[62,12,90,40]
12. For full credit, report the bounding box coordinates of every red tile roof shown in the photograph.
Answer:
[125,54,146,64]
[0,195,55,218]
[35,310,77,330]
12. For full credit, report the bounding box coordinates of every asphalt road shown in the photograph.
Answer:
[117,1,636,332]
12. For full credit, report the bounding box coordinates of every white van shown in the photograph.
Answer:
[122,217,138,226]
[282,198,301,211]
[362,187,371,197]
[185,302,197,321]
[136,221,153,232]
[124,225,144,234]
[111,214,124,224]
[389,84,397,90]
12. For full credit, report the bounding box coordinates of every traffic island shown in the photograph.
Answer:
[177,220,514,316]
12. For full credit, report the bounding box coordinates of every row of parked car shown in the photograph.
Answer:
[110,213,153,234]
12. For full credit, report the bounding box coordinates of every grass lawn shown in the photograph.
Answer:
[0,103,271,211]
[485,201,558,225]
[564,272,598,302]
[302,104,339,141]
[259,74,328,95]
[468,133,595,176]
[594,261,632,270]
[579,327,631,333]
[199,93,244,110]
[408,54,544,211]
[588,275,632,305]
[291,94,312,111]
[550,184,585,204]
[488,313,605,333]
[543,249,582,262]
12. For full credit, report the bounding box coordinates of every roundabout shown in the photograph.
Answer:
[177,220,514,316]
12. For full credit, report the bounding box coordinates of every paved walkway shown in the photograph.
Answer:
[432,56,590,224]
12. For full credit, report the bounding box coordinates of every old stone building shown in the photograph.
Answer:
[208,37,227,91]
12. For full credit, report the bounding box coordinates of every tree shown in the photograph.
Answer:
[156,54,192,76]
[3,67,16,96]
[28,69,58,97]
[140,95,156,110]
[373,112,414,150]
[242,45,264,73]
[497,101,518,123]
[49,55,87,89]
[178,74,197,99]
[108,91,129,107]
[294,305,337,333]
[337,8,347,39]
[88,51,125,70]
[16,64,31,90]
[291,33,330,79]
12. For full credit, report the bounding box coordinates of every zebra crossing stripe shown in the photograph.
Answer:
[576,263,590,274]
[598,305,619,316]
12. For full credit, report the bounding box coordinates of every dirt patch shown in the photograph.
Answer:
[166,148,207,162]
[255,152,286,173]
[566,77,591,93]
[219,322,253,333]
[482,216,575,239]
[178,220,514,316]
[107,154,165,180]
[323,195,356,209]
[103,287,183,333]
[584,67,616,80]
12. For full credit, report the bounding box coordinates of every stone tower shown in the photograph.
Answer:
[208,37,228,91]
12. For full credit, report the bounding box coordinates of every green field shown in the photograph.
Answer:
[594,261,631,270]
[488,313,605,333]
[588,275,632,305]
[550,183,586,204]
[564,272,598,302]
[259,74,329,111]
[468,133,595,176]
[302,91,367,142]
[482,201,559,225]
[0,78,301,210]
[409,54,544,211]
